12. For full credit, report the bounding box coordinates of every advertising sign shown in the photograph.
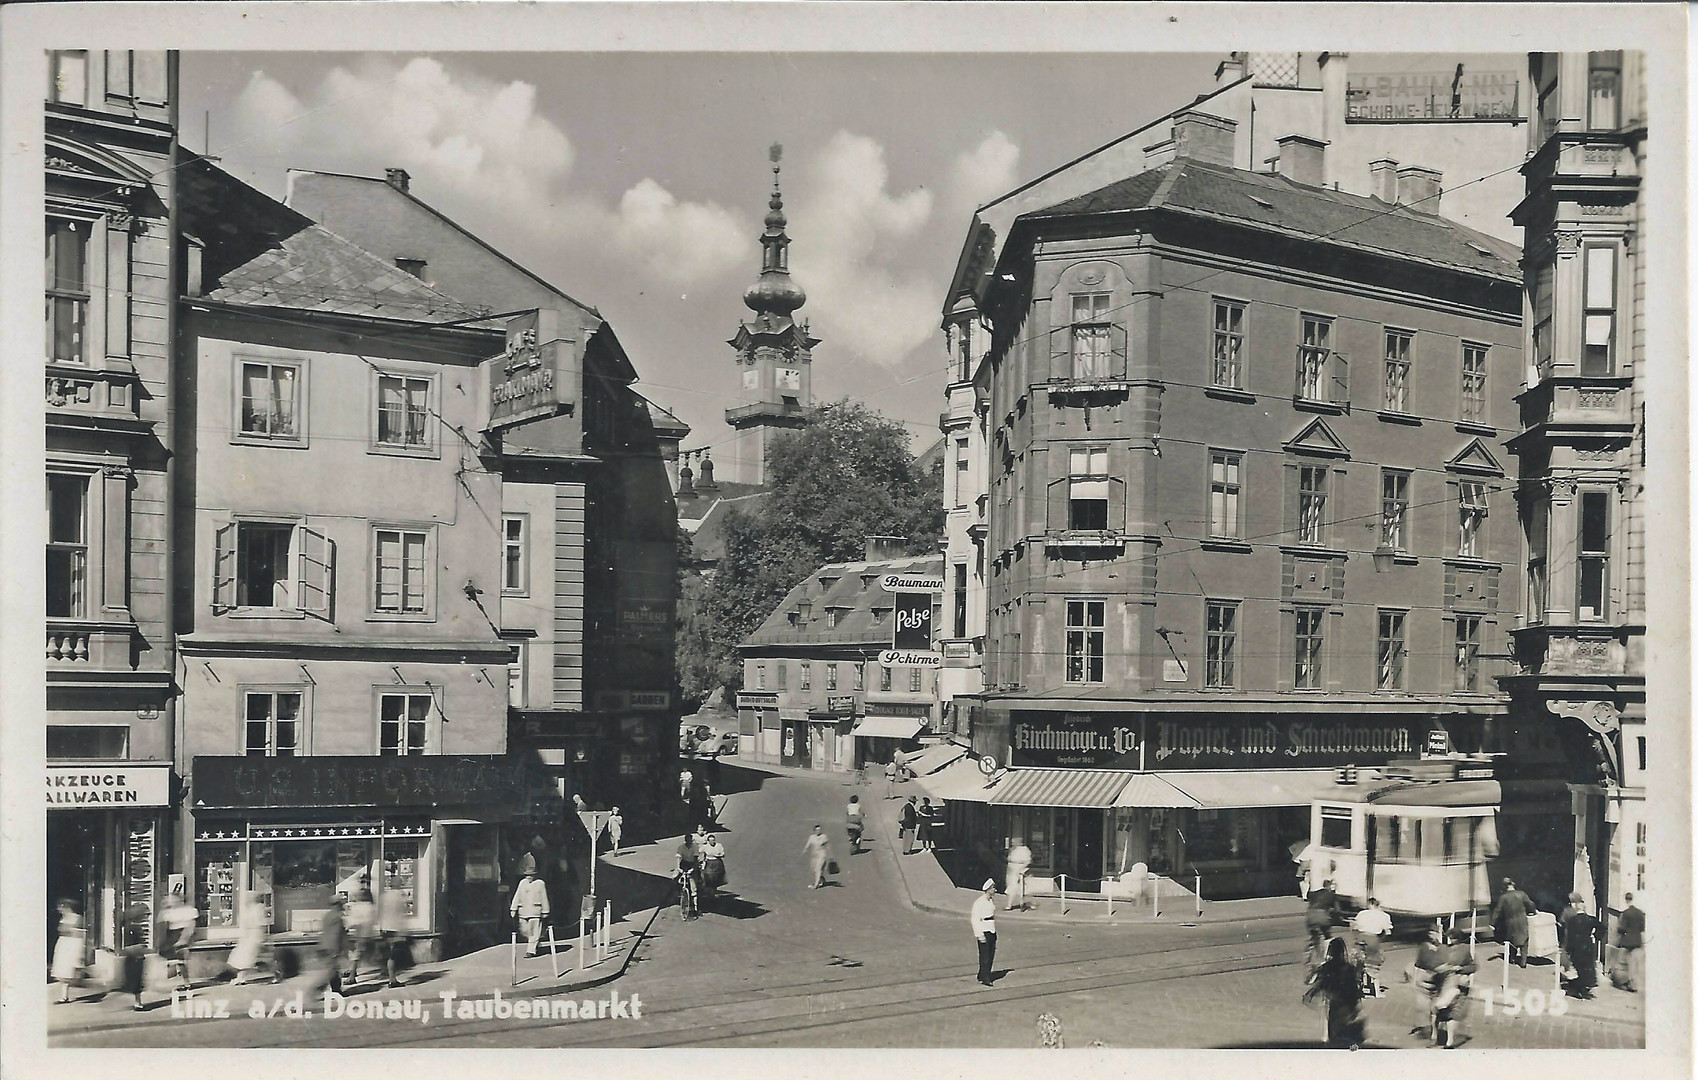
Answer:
[191,755,535,812]
[828,696,857,715]
[879,649,941,668]
[1009,712,1430,771]
[1346,68,1520,121]
[892,591,934,651]
[483,309,575,431]
[127,819,156,948]
[46,764,171,807]
[881,574,945,592]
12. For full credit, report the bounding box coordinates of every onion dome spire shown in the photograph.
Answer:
[744,142,807,316]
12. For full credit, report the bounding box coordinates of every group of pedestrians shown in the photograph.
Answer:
[897,796,940,854]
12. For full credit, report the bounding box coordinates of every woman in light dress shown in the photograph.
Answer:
[226,890,273,985]
[51,899,86,1003]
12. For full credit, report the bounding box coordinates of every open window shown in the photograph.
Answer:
[212,520,335,619]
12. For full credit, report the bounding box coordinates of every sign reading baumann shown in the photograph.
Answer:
[192,755,533,811]
[47,765,172,807]
[483,309,575,430]
[1346,68,1520,120]
[1009,712,1427,770]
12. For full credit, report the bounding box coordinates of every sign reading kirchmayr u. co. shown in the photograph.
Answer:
[484,309,575,431]
[1009,713,1425,771]
[47,765,172,807]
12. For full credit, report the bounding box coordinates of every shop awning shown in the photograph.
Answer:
[914,758,998,803]
[1156,769,1343,809]
[901,742,969,776]
[851,715,925,740]
[1112,773,1200,808]
[989,768,1130,808]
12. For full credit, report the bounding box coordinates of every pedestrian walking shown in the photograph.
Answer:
[1303,934,1367,1048]
[900,796,919,855]
[346,879,379,983]
[51,899,86,1003]
[379,885,412,987]
[884,759,898,800]
[1612,892,1646,992]
[804,825,832,888]
[509,854,551,957]
[1491,877,1536,967]
[917,798,937,851]
[1351,896,1392,991]
[158,887,198,993]
[1005,841,1033,911]
[971,879,998,985]
[119,901,150,1011]
[607,807,624,854]
[1305,877,1342,966]
[1559,893,1600,999]
[313,894,347,996]
[224,890,273,985]
[845,795,865,853]
[679,767,694,804]
[1432,928,1478,1049]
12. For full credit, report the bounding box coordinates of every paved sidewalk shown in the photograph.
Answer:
[865,779,1306,926]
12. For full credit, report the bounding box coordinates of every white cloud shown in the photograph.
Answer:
[232,57,749,288]
[787,131,1022,368]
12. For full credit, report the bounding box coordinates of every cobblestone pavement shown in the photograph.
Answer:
[46,762,1645,1049]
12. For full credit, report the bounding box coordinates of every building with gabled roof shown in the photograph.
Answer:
[735,545,946,773]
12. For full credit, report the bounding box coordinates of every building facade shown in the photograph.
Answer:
[737,548,945,772]
[937,116,1560,902]
[174,158,528,963]
[286,166,681,847]
[1503,52,1649,922]
[45,49,179,965]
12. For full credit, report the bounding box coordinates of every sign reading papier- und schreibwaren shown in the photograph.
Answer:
[47,765,173,807]
[1008,712,1430,770]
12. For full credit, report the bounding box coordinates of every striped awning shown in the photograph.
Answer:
[989,768,1130,808]
[1113,773,1200,808]
[1158,769,1343,809]
[902,742,969,776]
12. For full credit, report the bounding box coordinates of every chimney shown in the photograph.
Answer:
[696,452,719,492]
[1369,158,1399,203]
[1275,135,1327,187]
[384,167,411,193]
[864,535,908,562]
[1396,165,1442,212]
[1142,136,1178,169]
[1171,111,1238,168]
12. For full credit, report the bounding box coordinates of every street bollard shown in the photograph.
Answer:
[578,917,586,972]
[1106,884,1113,919]
[1195,872,1202,918]
[510,930,518,986]
[1058,874,1067,916]
[1502,948,1510,1001]
[1152,875,1161,920]
[547,923,560,979]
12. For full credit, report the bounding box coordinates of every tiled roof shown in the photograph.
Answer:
[1029,158,1520,281]
[743,553,945,649]
[681,489,771,564]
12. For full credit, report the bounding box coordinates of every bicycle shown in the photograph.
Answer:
[676,869,699,921]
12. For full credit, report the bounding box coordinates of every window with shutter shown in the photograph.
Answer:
[374,527,431,615]
[296,526,335,621]
[212,522,237,612]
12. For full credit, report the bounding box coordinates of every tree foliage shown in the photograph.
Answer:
[677,399,944,701]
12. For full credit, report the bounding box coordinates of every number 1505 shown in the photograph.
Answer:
[1479,988,1570,1017]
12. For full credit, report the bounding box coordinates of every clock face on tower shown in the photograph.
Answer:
[776,367,801,391]
[743,367,759,390]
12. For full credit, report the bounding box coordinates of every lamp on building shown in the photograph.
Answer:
[1371,544,1398,573]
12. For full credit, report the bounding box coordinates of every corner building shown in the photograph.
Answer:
[947,114,1565,901]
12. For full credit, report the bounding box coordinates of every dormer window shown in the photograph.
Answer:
[871,606,891,625]
[826,609,841,629]
[818,577,838,592]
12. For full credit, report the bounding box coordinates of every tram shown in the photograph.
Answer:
[1308,759,1501,920]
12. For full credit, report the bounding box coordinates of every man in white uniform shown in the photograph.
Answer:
[971,879,999,985]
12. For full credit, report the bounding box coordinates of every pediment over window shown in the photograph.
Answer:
[1283,416,1350,459]
[46,134,153,190]
[1446,438,1505,476]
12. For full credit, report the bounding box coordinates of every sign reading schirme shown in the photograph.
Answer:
[483,310,575,430]
[47,765,172,807]
[1009,712,1429,771]
[1346,68,1520,121]
[192,755,533,812]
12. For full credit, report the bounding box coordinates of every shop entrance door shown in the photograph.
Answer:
[47,813,101,971]
[1075,809,1104,892]
[443,825,503,957]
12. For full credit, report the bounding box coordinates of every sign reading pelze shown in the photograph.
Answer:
[892,591,933,651]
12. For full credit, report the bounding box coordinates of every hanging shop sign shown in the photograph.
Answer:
[47,764,172,807]
[879,649,942,668]
[483,309,576,431]
[892,592,934,652]
[1009,712,1431,771]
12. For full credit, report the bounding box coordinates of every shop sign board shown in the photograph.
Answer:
[47,765,172,807]
[127,819,156,948]
[828,696,857,715]
[1009,712,1429,771]
[192,755,533,812]
[892,591,934,651]
[617,599,671,641]
[1346,68,1520,120]
[483,310,575,431]
[879,649,941,668]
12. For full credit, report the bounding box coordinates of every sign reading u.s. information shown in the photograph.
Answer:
[484,309,575,431]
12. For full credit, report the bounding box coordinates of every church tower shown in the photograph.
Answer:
[725,144,819,486]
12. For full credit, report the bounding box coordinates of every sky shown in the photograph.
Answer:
[178,51,1227,467]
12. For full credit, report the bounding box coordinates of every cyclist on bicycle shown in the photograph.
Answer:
[845,795,866,853]
[675,833,702,919]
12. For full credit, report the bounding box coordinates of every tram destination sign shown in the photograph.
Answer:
[1009,712,1429,770]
